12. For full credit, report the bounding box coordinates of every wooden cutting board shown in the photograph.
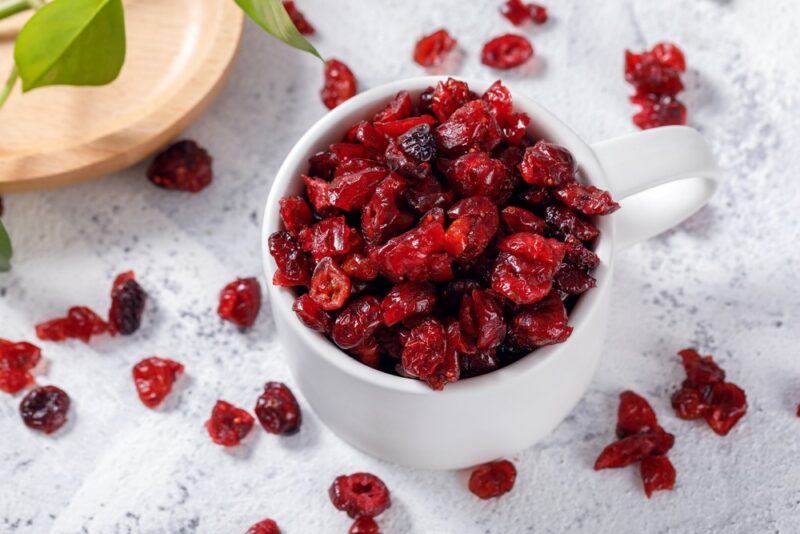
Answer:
[0,0,244,193]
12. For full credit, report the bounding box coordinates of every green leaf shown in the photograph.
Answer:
[14,0,125,92]
[234,0,321,60]
[0,219,11,272]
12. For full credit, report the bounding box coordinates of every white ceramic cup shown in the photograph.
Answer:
[262,76,720,470]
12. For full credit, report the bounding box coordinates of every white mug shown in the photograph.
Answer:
[262,76,720,470]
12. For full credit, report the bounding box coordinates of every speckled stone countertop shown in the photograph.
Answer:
[1,1,799,533]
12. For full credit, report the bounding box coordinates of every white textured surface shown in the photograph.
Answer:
[2,1,800,532]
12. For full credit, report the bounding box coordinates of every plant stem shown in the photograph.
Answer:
[0,64,19,109]
[0,0,31,19]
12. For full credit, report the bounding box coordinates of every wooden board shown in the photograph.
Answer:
[0,0,244,192]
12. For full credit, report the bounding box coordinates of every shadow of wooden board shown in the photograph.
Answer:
[0,0,244,193]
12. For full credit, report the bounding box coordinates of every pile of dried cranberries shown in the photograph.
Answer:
[268,78,619,390]
[625,42,688,130]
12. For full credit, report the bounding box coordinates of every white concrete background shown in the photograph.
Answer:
[1,1,799,533]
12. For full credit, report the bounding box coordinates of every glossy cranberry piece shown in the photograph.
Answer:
[374,91,413,123]
[500,0,548,25]
[544,204,599,241]
[640,456,676,498]
[0,340,41,394]
[562,235,599,270]
[554,183,619,216]
[625,44,685,96]
[279,196,313,237]
[445,197,500,261]
[349,516,380,534]
[459,290,506,350]
[298,217,362,261]
[705,382,747,436]
[218,277,262,328]
[443,152,514,204]
[402,318,459,390]
[518,140,576,187]
[616,390,658,438]
[283,0,313,35]
[381,282,437,326]
[376,115,436,138]
[292,294,332,333]
[269,231,311,287]
[481,34,533,69]
[631,93,687,130]
[501,206,545,235]
[430,78,471,122]
[246,518,281,534]
[491,233,565,305]
[108,271,147,335]
[671,386,708,420]
[594,433,659,470]
[255,382,302,435]
[36,306,110,343]
[509,291,572,349]
[435,100,503,157]
[554,263,596,296]
[678,348,726,387]
[331,295,383,349]
[398,124,437,162]
[413,29,457,67]
[147,140,213,192]
[19,385,70,434]
[309,258,351,311]
[469,460,517,499]
[329,472,391,518]
[132,357,184,408]
[205,400,254,447]
[321,59,357,110]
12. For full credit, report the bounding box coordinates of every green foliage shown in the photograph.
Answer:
[0,219,12,272]
[235,0,321,59]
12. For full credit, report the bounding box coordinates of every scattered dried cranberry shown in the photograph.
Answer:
[108,271,147,335]
[469,460,516,499]
[132,357,184,408]
[205,400,254,447]
[640,456,676,498]
[283,0,313,35]
[147,140,213,192]
[671,386,708,420]
[625,45,684,96]
[329,472,391,519]
[36,306,110,343]
[615,390,658,438]
[349,516,380,534]
[246,519,280,534]
[481,34,534,69]
[0,340,41,394]
[218,277,262,328]
[19,385,70,434]
[255,381,302,435]
[625,42,688,129]
[500,0,548,25]
[705,381,747,436]
[321,59,357,110]
[631,93,687,130]
[413,29,457,67]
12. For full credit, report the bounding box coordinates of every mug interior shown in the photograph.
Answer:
[262,76,615,396]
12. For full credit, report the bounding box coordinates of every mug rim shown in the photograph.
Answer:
[262,75,616,396]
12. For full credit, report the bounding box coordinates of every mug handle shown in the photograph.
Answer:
[591,126,721,251]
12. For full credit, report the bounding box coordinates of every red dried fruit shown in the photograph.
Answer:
[374,91,413,123]
[298,217,362,261]
[631,93,687,130]
[509,291,572,349]
[309,257,351,311]
[398,123,438,162]
[246,518,281,534]
[528,3,548,23]
[430,78,471,122]
[481,34,534,69]
[308,150,338,179]
[442,152,514,203]
[413,29,457,67]
[19,385,70,434]
[501,206,545,234]
[269,231,311,287]
[292,294,332,332]
[553,262,596,296]
[331,295,383,349]
[640,456,676,498]
[218,277,262,328]
[544,204,599,241]
[255,381,302,435]
[403,175,454,214]
[553,183,619,216]
[279,196,313,237]
[435,100,503,157]
[341,253,379,281]
[402,318,459,390]
[350,337,381,368]
[329,472,391,518]
[384,138,432,180]
[321,59,357,110]
[459,350,500,378]
[479,80,530,144]
[459,289,506,350]
[616,390,658,438]
[671,386,708,420]
[500,0,548,25]
[108,271,147,335]
[375,115,436,138]
[468,460,517,499]
[36,306,110,343]
[678,348,726,387]
[132,357,184,408]
[205,400,254,447]
[445,197,500,261]
[325,168,390,212]
[491,233,565,305]
[563,235,599,270]
[147,140,213,192]
[705,382,747,436]
[594,433,659,470]
[283,0,313,35]
[518,140,576,187]
[625,46,684,97]
[0,340,41,394]
[652,42,686,72]
[349,517,380,534]
[381,282,437,326]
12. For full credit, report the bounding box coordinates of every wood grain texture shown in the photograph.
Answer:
[0,0,244,192]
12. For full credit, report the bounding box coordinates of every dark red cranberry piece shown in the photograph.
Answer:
[308,150,337,179]
[0,340,41,394]
[625,45,685,96]
[553,262,596,296]
[218,277,262,328]
[678,348,726,387]
[255,381,302,435]
[309,257,351,311]
[459,350,500,378]
[108,271,147,335]
[329,472,391,518]
[283,0,314,35]
[402,317,459,390]
[279,196,313,237]
[501,206,544,234]
[413,29,458,68]
[445,197,500,261]
[435,100,503,157]
[430,78,471,122]
[398,123,437,162]
[36,306,110,343]
[375,115,436,138]
[402,175,454,214]
[615,390,658,438]
[246,518,281,534]
[468,460,516,499]
[491,233,565,305]
[652,42,686,72]
[594,433,658,470]
[331,295,383,349]
[132,357,184,408]
[373,91,413,123]
[481,34,534,69]
[705,381,747,436]
[341,253,379,281]
[509,291,572,349]
[269,231,311,287]
[500,0,548,25]
[321,59,357,110]
[529,3,548,23]
[205,400,254,447]
[292,294,332,333]
[349,516,380,534]
[671,386,708,420]
[640,456,676,498]
[631,93,687,130]
[553,183,619,215]
[562,235,599,270]
[147,140,213,192]
[442,152,514,203]
[544,204,599,241]
[381,282,437,326]
[518,140,576,187]
[19,385,70,434]
[459,289,506,350]
[298,217,362,261]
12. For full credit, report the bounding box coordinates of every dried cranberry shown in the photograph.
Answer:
[279,196,313,237]
[19,385,69,434]
[298,217,362,261]
[544,204,599,241]
[269,231,311,287]
[384,139,432,180]
[341,253,379,281]
[652,42,686,72]
[375,115,436,138]
[562,235,599,270]
[554,183,619,216]
[321,59,357,110]
[594,433,659,470]
[631,93,687,130]
[430,78,471,122]
[349,517,380,534]
[371,210,452,282]
[147,140,213,192]
[205,400,254,447]
[459,350,500,378]
[283,0,314,35]
[398,124,437,162]
[255,381,302,435]
[329,472,391,518]
[108,271,147,335]
[331,295,383,349]
[553,262,596,296]
[445,197,500,261]
[218,277,262,328]
[501,206,545,235]
[640,456,676,498]
[705,382,747,436]
[518,140,576,187]
[459,289,506,350]
[309,258,351,311]
[292,294,332,332]
[402,318,459,390]
[374,91,413,123]
[491,233,565,305]
[403,175,454,214]
[481,34,534,69]
[529,3,548,23]
[671,386,708,420]
[500,0,547,25]
[678,348,726,387]
[132,357,184,408]
[509,291,572,349]
[468,460,516,499]
[625,46,684,96]
[615,390,658,438]
[381,282,437,326]
[36,306,110,343]
[442,152,514,203]
[246,518,281,534]
[413,29,457,67]
[0,340,41,394]
[435,101,503,157]
[308,150,338,179]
